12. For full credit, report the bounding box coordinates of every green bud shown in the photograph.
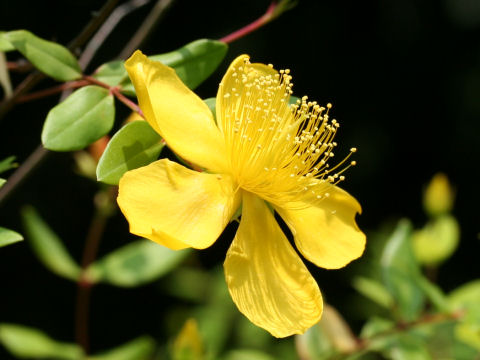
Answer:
[423,173,455,217]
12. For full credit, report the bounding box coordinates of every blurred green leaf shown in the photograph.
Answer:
[42,85,115,151]
[0,227,23,247]
[85,239,190,287]
[222,350,275,360]
[0,178,5,188]
[0,32,14,52]
[0,155,17,173]
[294,317,335,360]
[163,267,211,302]
[96,121,163,185]
[21,206,81,281]
[0,323,83,360]
[120,39,228,95]
[381,219,424,321]
[5,30,81,81]
[360,317,395,339]
[382,334,432,360]
[416,276,451,312]
[412,215,460,266]
[353,276,394,309]
[195,269,236,360]
[88,336,155,360]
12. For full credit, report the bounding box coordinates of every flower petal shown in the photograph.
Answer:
[224,191,323,338]
[117,159,240,250]
[125,50,228,173]
[216,54,277,135]
[276,185,366,270]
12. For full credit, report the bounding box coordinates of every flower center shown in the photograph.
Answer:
[218,57,356,207]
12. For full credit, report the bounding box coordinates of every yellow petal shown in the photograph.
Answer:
[117,159,240,250]
[224,191,323,338]
[216,54,277,135]
[125,50,228,173]
[276,185,366,270]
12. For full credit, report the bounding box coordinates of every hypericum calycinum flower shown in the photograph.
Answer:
[118,51,366,337]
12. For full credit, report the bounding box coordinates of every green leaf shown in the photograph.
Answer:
[0,323,83,360]
[119,39,228,95]
[416,276,451,312]
[0,227,23,247]
[222,350,275,360]
[360,317,395,339]
[0,178,5,188]
[5,30,81,81]
[381,219,424,321]
[96,121,163,185]
[42,85,115,151]
[0,32,14,52]
[21,206,81,281]
[92,60,126,87]
[0,155,17,173]
[449,280,480,350]
[0,51,12,97]
[85,239,190,287]
[382,334,432,360]
[89,336,155,360]
[353,276,394,309]
[204,97,217,122]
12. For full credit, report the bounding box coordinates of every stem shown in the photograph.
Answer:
[15,80,89,103]
[219,1,277,44]
[74,188,114,353]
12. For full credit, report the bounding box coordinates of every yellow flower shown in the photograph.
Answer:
[118,51,366,337]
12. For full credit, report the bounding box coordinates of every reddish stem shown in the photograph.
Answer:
[219,1,277,44]
[15,80,89,103]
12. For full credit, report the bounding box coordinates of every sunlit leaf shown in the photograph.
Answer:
[449,280,480,350]
[222,350,275,360]
[85,239,190,287]
[412,215,460,266]
[21,206,81,281]
[0,156,17,173]
[89,336,155,360]
[0,178,5,188]
[5,30,81,81]
[96,121,164,185]
[381,219,424,321]
[119,39,228,95]
[0,323,83,360]
[0,32,14,52]
[92,60,126,88]
[0,227,23,248]
[42,85,115,151]
[353,276,394,309]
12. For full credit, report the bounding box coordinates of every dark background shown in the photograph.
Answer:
[1,0,479,357]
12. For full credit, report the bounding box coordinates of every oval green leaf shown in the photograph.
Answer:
[21,206,81,281]
[0,323,83,360]
[0,227,23,248]
[381,219,424,321]
[89,336,155,360]
[119,38,228,95]
[85,239,190,287]
[5,30,81,81]
[96,121,164,185]
[42,85,115,151]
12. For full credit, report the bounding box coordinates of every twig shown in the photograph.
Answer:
[79,0,151,68]
[118,0,174,59]
[219,1,294,44]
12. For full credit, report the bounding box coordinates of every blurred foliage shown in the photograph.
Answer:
[0,2,479,360]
